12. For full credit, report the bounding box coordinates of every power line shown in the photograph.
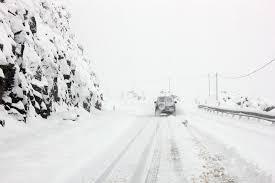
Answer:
[220,58,275,79]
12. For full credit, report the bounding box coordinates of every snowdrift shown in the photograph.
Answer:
[219,92,275,114]
[199,92,275,115]
[0,0,103,122]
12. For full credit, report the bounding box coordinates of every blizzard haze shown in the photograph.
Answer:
[69,0,275,101]
[2,1,275,183]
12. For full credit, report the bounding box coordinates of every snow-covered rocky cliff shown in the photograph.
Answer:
[0,0,103,122]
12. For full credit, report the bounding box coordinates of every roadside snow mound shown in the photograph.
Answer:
[220,92,275,113]
[123,90,146,102]
[0,0,102,121]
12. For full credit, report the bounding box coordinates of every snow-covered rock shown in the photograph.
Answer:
[0,68,4,78]
[220,91,275,113]
[0,0,103,121]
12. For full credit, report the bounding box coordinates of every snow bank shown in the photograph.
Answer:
[0,0,103,122]
[219,91,275,113]
[122,90,146,102]
[0,107,140,183]
[188,109,275,182]
[200,91,275,115]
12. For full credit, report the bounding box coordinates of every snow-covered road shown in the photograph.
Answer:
[0,103,274,183]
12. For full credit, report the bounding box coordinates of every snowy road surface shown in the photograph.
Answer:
[0,103,274,183]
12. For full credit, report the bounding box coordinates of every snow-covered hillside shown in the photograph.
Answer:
[0,0,103,122]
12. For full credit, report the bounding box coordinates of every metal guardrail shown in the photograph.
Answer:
[198,105,275,124]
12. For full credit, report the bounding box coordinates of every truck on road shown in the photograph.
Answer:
[154,96,177,116]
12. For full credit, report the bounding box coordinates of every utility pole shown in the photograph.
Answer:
[215,72,218,101]
[168,77,171,94]
[208,74,211,97]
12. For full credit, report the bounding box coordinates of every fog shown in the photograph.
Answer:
[69,0,275,102]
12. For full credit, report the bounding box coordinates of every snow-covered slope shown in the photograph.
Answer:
[0,0,103,121]
[220,91,275,113]
[198,92,275,115]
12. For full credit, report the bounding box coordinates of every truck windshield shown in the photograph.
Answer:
[158,97,165,102]
[158,97,173,103]
[166,97,173,103]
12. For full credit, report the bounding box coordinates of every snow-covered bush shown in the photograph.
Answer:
[124,90,146,101]
[220,91,274,113]
[0,0,103,121]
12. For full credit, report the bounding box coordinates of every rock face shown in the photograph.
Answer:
[0,0,103,121]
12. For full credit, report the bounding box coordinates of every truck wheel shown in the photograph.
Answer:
[155,109,160,116]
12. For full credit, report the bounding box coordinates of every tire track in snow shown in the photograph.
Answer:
[94,122,149,183]
[130,122,160,183]
[146,119,188,183]
[167,120,188,183]
[145,122,162,183]
[188,119,272,183]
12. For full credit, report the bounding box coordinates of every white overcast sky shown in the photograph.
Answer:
[68,0,275,101]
